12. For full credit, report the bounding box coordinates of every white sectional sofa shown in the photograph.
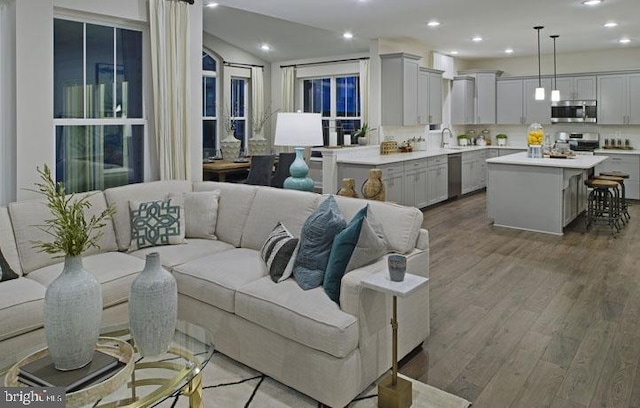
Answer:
[0,180,429,407]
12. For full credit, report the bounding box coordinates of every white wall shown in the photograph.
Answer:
[0,0,16,205]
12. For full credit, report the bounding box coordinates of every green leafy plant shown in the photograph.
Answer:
[496,133,508,139]
[354,123,376,139]
[30,165,116,257]
[457,134,468,139]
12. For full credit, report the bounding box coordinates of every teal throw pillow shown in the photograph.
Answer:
[293,195,346,290]
[323,205,367,304]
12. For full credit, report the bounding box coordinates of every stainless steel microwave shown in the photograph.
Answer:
[551,100,597,123]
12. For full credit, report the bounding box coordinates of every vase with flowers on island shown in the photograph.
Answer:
[31,165,115,370]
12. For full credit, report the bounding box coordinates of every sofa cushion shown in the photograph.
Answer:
[0,207,22,276]
[235,277,359,358]
[260,222,298,283]
[323,206,366,304]
[104,181,192,251]
[172,248,266,313]
[9,191,118,274]
[129,239,234,268]
[192,182,257,247]
[333,195,422,255]
[0,278,46,342]
[240,188,320,250]
[129,199,185,250]
[168,190,221,240]
[26,252,145,308]
[346,206,388,272]
[293,196,346,290]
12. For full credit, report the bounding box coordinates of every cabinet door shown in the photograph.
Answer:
[476,73,496,124]
[524,78,552,124]
[385,170,405,204]
[417,69,429,125]
[452,78,474,124]
[628,74,640,124]
[598,75,626,125]
[429,72,443,124]
[436,164,448,202]
[461,159,475,194]
[555,77,574,100]
[497,80,523,124]
[403,59,419,126]
[575,76,596,100]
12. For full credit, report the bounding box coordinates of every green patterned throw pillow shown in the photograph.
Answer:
[129,199,185,251]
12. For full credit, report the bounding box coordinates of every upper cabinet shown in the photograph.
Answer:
[555,76,596,100]
[598,73,640,125]
[381,53,443,126]
[452,70,502,125]
[523,78,552,125]
[496,77,551,124]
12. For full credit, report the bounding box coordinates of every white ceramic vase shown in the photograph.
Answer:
[248,130,268,156]
[44,255,102,370]
[129,252,177,357]
[220,131,241,161]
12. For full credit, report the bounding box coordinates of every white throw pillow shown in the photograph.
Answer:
[346,207,388,272]
[129,199,185,251]
[168,190,221,240]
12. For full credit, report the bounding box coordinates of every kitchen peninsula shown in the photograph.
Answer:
[486,152,607,235]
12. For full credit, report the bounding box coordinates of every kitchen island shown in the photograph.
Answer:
[486,152,607,235]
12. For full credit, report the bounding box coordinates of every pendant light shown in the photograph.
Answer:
[534,26,545,100]
[550,35,560,102]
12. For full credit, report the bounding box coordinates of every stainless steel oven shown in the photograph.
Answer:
[551,100,597,123]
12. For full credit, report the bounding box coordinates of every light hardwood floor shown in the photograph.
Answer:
[400,191,640,408]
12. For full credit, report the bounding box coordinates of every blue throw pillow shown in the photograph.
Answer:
[323,205,367,304]
[293,196,346,290]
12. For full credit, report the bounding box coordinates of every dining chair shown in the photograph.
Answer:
[271,152,296,188]
[245,155,275,186]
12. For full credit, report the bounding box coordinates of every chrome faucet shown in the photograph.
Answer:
[441,128,453,148]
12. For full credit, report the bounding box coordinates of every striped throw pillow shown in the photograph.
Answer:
[260,222,299,283]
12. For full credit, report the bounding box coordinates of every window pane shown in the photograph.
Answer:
[231,78,245,117]
[203,119,217,158]
[116,28,143,118]
[203,77,216,117]
[303,78,330,117]
[54,19,84,118]
[202,52,216,71]
[233,120,246,151]
[336,76,360,117]
[55,125,144,193]
[86,24,115,118]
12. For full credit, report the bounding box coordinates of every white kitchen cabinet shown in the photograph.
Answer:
[475,72,498,124]
[562,171,587,227]
[403,160,429,208]
[451,76,475,125]
[462,151,484,194]
[418,68,444,125]
[497,79,524,124]
[382,164,405,204]
[595,153,640,199]
[427,155,448,205]
[478,150,487,188]
[597,73,640,125]
[381,53,420,126]
[523,78,552,124]
[555,76,596,100]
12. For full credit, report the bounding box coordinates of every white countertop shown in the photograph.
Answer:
[486,151,607,169]
[593,149,640,155]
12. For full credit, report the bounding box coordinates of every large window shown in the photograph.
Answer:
[53,18,144,193]
[303,75,360,146]
[202,52,218,158]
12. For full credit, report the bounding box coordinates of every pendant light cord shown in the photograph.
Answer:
[534,26,544,88]
[551,35,559,89]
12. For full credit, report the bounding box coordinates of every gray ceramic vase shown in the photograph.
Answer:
[129,252,177,357]
[44,255,102,371]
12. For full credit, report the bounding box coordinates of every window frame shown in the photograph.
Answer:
[202,50,219,157]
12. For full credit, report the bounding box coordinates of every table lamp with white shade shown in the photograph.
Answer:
[273,112,323,191]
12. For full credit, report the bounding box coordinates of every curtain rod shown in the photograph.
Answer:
[223,61,264,69]
[280,57,369,69]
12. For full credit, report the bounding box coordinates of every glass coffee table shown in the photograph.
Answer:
[3,320,213,408]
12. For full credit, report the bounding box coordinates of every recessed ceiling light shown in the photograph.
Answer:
[260,44,271,51]
[427,21,440,27]
[619,38,631,44]
[343,32,354,40]
[472,36,483,42]
[505,48,514,54]
[604,22,618,28]
[582,0,603,5]
[205,2,219,8]
[450,51,459,55]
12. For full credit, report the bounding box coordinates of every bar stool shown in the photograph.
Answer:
[599,171,631,222]
[594,174,626,226]
[585,178,621,235]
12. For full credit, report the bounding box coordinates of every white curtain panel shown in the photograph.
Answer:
[251,66,264,135]
[149,0,191,180]
[281,66,296,113]
[359,60,370,125]
[0,0,16,205]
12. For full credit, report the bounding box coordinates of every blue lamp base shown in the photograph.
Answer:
[283,147,315,192]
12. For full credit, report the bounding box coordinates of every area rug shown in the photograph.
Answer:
[159,352,471,408]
